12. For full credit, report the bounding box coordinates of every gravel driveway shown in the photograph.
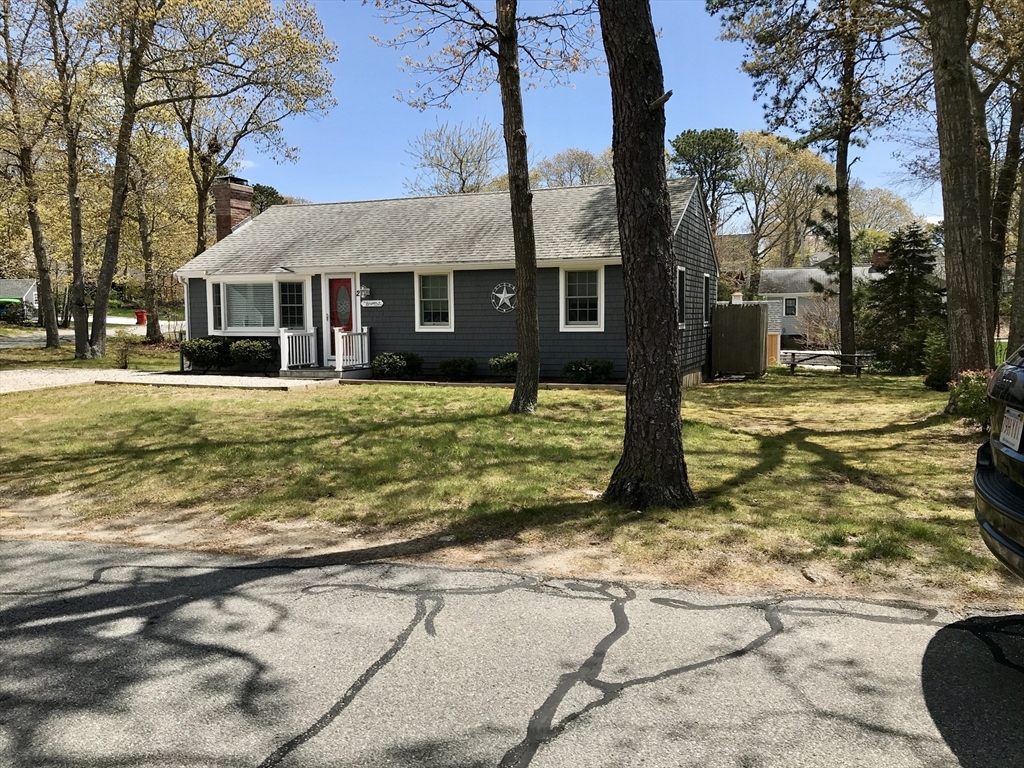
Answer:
[0,368,330,394]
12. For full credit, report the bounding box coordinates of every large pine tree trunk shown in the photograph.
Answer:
[599,0,697,510]
[927,0,992,373]
[835,11,857,374]
[496,0,540,415]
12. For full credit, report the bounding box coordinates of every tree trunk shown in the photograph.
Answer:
[598,0,697,510]
[20,148,61,348]
[989,84,1022,342]
[1009,203,1024,353]
[927,0,992,373]
[135,193,163,342]
[195,184,209,257]
[495,0,540,415]
[747,249,763,299]
[835,13,857,374]
[89,14,154,358]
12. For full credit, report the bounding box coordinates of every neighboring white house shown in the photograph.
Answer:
[0,279,38,320]
[758,266,877,345]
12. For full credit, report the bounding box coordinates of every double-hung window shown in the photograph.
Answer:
[279,282,305,328]
[561,267,604,332]
[415,272,454,331]
[784,298,797,316]
[208,279,308,333]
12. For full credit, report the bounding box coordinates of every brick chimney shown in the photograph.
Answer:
[212,176,252,243]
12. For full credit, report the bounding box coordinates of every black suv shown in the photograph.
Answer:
[975,345,1024,578]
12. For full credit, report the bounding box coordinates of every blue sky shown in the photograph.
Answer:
[241,0,942,219]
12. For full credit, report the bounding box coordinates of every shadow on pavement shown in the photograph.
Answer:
[921,614,1024,768]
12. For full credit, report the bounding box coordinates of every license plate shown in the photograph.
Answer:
[1000,406,1024,452]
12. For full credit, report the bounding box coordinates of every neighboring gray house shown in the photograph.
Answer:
[174,177,719,383]
[759,266,876,343]
[0,278,38,320]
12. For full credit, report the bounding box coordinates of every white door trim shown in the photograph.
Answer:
[322,273,360,364]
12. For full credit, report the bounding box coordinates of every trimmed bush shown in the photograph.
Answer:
[0,301,27,325]
[230,339,275,372]
[438,357,478,381]
[397,351,423,377]
[488,352,518,378]
[111,329,142,370]
[372,352,408,379]
[947,370,993,431]
[562,358,613,383]
[181,337,231,372]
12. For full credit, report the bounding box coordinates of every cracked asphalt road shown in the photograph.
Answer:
[1,540,1021,768]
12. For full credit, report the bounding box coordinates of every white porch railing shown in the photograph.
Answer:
[334,327,370,371]
[280,328,317,371]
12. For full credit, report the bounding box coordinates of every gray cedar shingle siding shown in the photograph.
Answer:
[361,267,627,378]
[674,189,717,375]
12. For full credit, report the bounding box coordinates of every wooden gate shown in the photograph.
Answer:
[711,302,768,377]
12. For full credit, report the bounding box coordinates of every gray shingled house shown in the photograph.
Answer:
[0,278,38,320]
[759,266,877,344]
[174,177,719,383]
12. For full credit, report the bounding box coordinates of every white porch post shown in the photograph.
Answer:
[280,328,290,372]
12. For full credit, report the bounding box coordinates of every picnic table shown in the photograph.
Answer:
[780,351,875,377]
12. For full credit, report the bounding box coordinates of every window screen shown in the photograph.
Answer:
[226,284,274,327]
[785,298,797,316]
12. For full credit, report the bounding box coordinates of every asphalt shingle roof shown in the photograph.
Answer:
[0,279,36,299]
[176,179,699,276]
[760,266,875,294]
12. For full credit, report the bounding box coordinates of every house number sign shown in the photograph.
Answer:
[491,283,516,312]
[360,300,384,308]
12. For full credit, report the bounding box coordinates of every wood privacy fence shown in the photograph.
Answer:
[711,302,767,378]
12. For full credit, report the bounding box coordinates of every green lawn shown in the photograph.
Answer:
[0,371,1012,600]
[0,342,180,371]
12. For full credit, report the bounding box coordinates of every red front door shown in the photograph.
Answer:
[329,278,353,355]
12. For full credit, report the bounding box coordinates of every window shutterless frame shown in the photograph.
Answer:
[703,273,711,326]
[414,270,454,332]
[205,276,313,335]
[784,297,798,316]
[559,265,605,332]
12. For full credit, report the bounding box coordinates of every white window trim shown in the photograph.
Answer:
[559,265,605,333]
[206,275,313,336]
[703,272,711,327]
[414,270,455,332]
[784,297,799,317]
[677,266,686,330]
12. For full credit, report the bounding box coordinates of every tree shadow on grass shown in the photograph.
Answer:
[921,614,1024,768]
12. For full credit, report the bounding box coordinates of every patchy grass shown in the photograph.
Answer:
[0,371,1015,600]
[0,324,42,338]
[0,342,179,371]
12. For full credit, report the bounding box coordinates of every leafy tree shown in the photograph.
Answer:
[404,119,503,195]
[858,224,945,374]
[599,0,697,509]
[375,0,599,415]
[668,128,742,234]
[1,0,61,347]
[251,184,286,214]
[709,0,899,373]
[534,146,613,187]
